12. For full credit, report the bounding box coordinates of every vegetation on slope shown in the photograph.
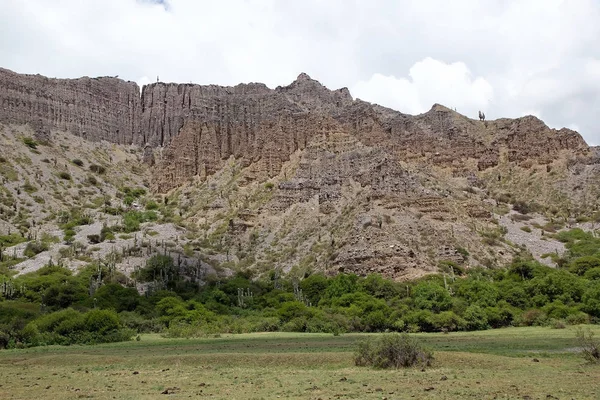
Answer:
[0,227,599,348]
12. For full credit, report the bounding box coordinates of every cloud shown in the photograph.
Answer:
[0,0,599,144]
[352,58,494,117]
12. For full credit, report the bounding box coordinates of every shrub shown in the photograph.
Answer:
[512,201,534,214]
[23,241,49,258]
[87,234,101,244]
[0,233,26,247]
[22,137,38,149]
[518,309,547,326]
[354,333,433,369]
[72,159,84,167]
[58,171,71,180]
[569,256,600,276]
[84,309,120,334]
[120,210,157,233]
[576,327,600,364]
[145,200,159,210]
[413,282,453,313]
[511,214,532,222]
[89,164,106,174]
[87,175,98,186]
[135,255,176,282]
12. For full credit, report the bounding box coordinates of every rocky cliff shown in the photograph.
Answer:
[150,75,589,192]
[0,67,591,192]
[0,67,140,144]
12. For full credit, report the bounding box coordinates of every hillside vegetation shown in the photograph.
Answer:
[2,226,600,348]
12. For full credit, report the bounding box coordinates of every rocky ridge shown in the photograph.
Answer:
[1,67,590,192]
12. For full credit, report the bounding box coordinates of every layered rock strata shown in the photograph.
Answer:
[0,67,590,193]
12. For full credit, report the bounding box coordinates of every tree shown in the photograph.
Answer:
[569,256,600,276]
[456,279,499,308]
[413,282,452,313]
[300,274,328,305]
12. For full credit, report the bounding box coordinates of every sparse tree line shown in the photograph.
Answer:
[0,228,599,349]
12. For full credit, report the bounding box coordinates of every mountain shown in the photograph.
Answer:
[1,67,599,281]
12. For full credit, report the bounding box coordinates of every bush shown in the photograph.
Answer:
[72,159,84,167]
[121,210,157,233]
[576,327,600,364]
[518,309,547,326]
[24,241,49,258]
[145,200,159,210]
[84,309,120,334]
[135,254,176,282]
[354,333,433,369]
[89,164,106,174]
[512,201,531,214]
[22,137,38,149]
[87,175,98,186]
[463,305,489,330]
[58,171,71,180]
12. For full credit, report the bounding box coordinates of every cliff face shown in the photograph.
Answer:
[150,77,589,191]
[0,68,140,144]
[0,67,590,193]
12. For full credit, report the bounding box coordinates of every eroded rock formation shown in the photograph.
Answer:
[0,67,590,193]
[0,67,140,144]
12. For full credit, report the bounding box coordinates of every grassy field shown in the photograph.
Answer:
[0,326,599,399]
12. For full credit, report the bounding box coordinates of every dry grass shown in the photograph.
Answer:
[0,327,599,399]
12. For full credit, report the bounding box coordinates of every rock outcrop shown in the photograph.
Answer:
[0,67,140,144]
[150,79,589,192]
[0,67,591,193]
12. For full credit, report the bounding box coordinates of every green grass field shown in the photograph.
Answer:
[0,326,599,399]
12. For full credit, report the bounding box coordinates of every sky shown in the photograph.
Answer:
[1,0,599,145]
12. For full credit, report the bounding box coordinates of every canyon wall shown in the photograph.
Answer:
[0,67,591,192]
[0,67,140,144]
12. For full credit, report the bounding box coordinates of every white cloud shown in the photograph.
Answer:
[0,0,599,144]
[352,58,493,117]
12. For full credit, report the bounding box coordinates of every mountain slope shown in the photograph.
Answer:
[1,68,599,280]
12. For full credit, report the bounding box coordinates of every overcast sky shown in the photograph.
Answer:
[1,0,599,145]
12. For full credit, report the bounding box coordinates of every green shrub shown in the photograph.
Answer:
[413,282,452,312]
[58,171,71,180]
[23,241,49,258]
[89,164,106,174]
[354,333,433,369]
[135,254,176,282]
[84,309,120,334]
[584,268,600,280]
[431,311,466,332]
[120,210,157,233]
[463,305,489,330]
[569,256,600,276]
[87,175,98,186]
[512,201,531,214]
[0,234,26,247]
[22,137,38,149]
[22,182,37,193]
[145,200,159,210]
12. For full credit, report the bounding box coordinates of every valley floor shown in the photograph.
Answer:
[0,326,599,399]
